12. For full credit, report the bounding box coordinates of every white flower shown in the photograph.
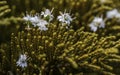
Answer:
[23,14,32,21]
[36,19,48,31]
[57,11,73,25]
[23,14,40,26]
[29,15,41,26]
[41,9,54,22]
[89,17,105,32]
[106,9,119,19]
[16,54,27,68]
[23,14,49,31]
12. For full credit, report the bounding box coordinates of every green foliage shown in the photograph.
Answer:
[0,0,23,44]
[0,24,120,75]
[1,0,120,75]
[0,0,10,17]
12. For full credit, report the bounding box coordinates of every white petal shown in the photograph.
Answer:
[90,23,98,32]
[106,9,119,19]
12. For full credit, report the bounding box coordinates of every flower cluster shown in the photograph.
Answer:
[23,9,73,31]
[23,14,48,31]
[23,8,120,34]
[89,9,120,32]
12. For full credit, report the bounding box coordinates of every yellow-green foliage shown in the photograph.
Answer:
[0,24,119,75]
[1,0,120,75]
[0,0,23,43]
[0,0,10,17]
